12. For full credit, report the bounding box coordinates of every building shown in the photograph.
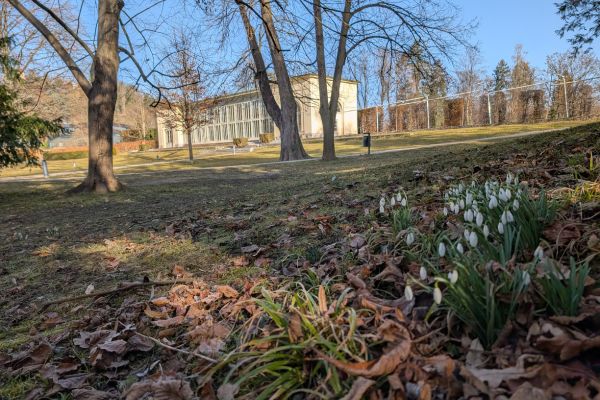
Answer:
[156,74,358,148]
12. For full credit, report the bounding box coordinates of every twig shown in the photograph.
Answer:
[129,328,217,364]
[39,279,198,311]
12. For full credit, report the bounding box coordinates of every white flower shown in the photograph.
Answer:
[401,197,407,207]
[522,271,531,286]
[506,210,514,223]
[506,173,514,184]
[534,245,544,260]
[406,232,415,246]
[466,209,474,222]
[456,242,464,254]
[458,183,464,192]
[512,200,520,211]
[488,196,498,209]
[466,192,473,206]
[501,211,507,225]
[420,266,428,280]
[449,270,459,284]
[483,224,490,238]
[396,193,403,202]
[459,199,465,209]
[433,287,443,304]
[443,207,448,216]
[464,229,471,241]
[444,193,449,200]
[404,285,414,301]
[498,188,507,202]
[498,222,504,234]
[453,204,460,214]
[505,188,512,200]
[390,197,396,207]
[379,204,385,214]
[469,231,478,247]
[438,242,446,258]
[476,212,484,227]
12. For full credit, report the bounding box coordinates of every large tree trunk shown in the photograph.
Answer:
[71,0,123,193]
[259,1,308,161]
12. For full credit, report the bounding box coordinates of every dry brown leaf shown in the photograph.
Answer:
[341,377,376,400]
[216,383,239,400]
[466,355,544,389]
[72,388,115,400]
[172,264,192,278]
[144,305,169,319]
[151,297,170,307]
[152,315,185,328]
[316,338,411,378]
[97,339,128,354]
[318,285,328,314]
[4,342,53,374]
[124,376,194,400]
[216,285,239,298]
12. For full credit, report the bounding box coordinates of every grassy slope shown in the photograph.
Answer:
[0,122,599,397]
[0,119,594,178]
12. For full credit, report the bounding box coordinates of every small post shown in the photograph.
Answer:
[41,159,49,178]
[375,108,379,133]
[487,92,493,125]
[362,131,371,155]
[562,75,570,119]
[233,144,236,155]
[425,95,430,130]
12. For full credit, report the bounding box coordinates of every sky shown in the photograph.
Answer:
[458,0,600,72]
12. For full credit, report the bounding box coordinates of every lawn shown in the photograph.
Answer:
[0,122,599,398]
[0,119,595,179]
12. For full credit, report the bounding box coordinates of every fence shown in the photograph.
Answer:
[44,140,157,154]
[358,76,600,133]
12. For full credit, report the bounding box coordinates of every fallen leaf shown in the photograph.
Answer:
[152,315,185,328]
[216,285,239,298]
[341,377,376,400]
[85,284,95,295]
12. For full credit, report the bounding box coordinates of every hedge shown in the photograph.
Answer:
[233,137,249,147]
[259,133,275,144]
[44,148,117,161]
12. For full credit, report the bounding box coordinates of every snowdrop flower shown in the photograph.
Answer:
[488,195,498,209]
[505,188,512,200]
[469,231,478,247]
[396,192,403,203]
[483,224,490,238]
[390,197,396,207]
[406,232,415,246]
[476,212,484,227]
[506,173,514,184]
[506,210,514,223]
[438,242,446,258]
[379,197,386,214]
[499,188,507,202]
[448,270,459,284]
[533,245,544,260]
[404,285,414,301]
[464,209,474,222]
[401,197,407,207]
[522,270,531,286]
[459,199,465,210]
[466,192,473,206]
[512,199,520,211]
[444,192,449,201]
[458,183,464,193]
[433,287,443,305]
[443,207,448,216]
[464,229,471,241]
[498,222,505,234]
[456,242,464,254]
[420,266,428,280]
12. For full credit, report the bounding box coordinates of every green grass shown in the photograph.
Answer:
[1,119,594,178]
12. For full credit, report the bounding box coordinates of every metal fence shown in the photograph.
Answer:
[358,76,600,133]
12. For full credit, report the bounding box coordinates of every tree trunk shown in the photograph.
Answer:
[186,129,194,161]
[70,0,123,193]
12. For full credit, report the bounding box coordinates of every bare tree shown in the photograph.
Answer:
[309,0,471,160]
[163,32,207,162]
[8,0,171,193]
[235,0,308,161]
[455,46,483,125]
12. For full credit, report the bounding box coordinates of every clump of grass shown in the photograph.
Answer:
[536,258,590,316]
[209,281,372,399]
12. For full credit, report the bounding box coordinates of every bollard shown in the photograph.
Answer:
[362,132,371,155]
[41,159,49,178]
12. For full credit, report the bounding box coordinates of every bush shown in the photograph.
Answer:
[259,132,275,144]
[44,147,117,161]
[233,137,249,147]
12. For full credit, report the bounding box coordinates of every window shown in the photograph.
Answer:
[165,128,173,146]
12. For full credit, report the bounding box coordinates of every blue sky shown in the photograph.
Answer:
[458,0,600,72]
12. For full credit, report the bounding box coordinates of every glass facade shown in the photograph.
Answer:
[192,97,275,144]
